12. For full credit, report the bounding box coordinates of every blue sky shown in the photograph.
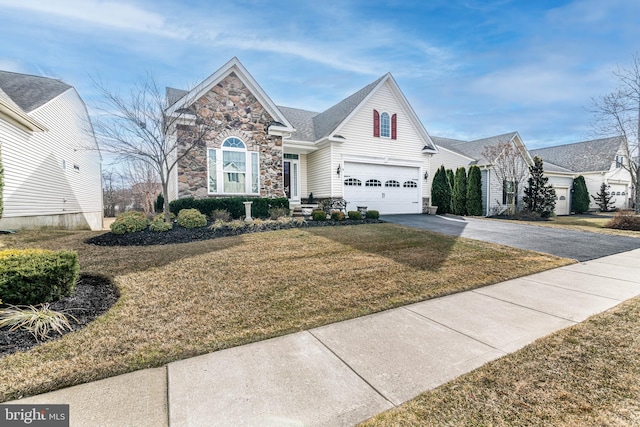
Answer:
[1,0,638,148]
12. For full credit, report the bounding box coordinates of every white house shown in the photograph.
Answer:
[530,136,633,211]
[165,58,438,214]
[431,132,533,216]
[0,71,103,230]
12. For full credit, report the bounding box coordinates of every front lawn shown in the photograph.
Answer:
[0,224,570,402]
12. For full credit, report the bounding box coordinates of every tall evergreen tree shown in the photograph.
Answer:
[431,165,452,214]
[571,175,590,214]
[591,183,616,212]
[446,168,455,192]
[466,165,483,215]
[452,167,467,215]
[523,156,556,218]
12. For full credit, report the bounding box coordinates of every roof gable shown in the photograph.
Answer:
[165,57,293,133]
[433,132,523,165]
[530,136,624,173]
[0,70,71,113]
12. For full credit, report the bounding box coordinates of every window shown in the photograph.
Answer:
[403,181,417,188]
[380,112,390,138]
[366,179,382,187]
[385,180,400,187]
[344,178,362,186]
[616,155,624,168]
[373,110,397,139]
[207,137,259,195]
[503,180,516,206]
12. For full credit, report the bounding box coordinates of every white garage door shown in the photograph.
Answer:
[342,162,421,214]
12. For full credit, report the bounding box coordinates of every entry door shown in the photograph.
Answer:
[555,187,569,215]
[283,160,300,202]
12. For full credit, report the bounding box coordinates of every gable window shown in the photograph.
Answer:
[373,110,397,139]
[616,155,624,168]
[207,137,259,195]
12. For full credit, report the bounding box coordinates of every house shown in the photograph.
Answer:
[164,58,439,215]
[0,71,103,230]
[530,136,633,211]
[431,132,533,216]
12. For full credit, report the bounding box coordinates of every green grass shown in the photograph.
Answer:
[0,224,570,402]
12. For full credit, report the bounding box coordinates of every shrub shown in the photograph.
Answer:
[312,210,327,221]
[466,165,483,216]
[366,210,380,219]
[452,167,467,215]
[348,211,362,220]
[431,165,452,214]
[0,249,79,305]
[605,210,640,231]
[177,208,207,228]
[169,197,289,220]
[111,211,149,235]
[153,212,176,222]
[0,303,75,341]
[211,209,231,221]
[330,210,345,221]
[154,193,164,213]
[269,207,289,220]
[149,219,173,232]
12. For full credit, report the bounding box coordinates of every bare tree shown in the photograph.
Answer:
[590,53,640,213]
[123,159,161,216]
[92,74,211,222]
[482,140,530,215]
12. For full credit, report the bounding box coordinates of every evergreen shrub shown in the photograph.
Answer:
[0,249,79,305]
[177,209,207,228]
[111,211,149,235]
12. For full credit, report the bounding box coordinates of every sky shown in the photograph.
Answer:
[1,0,639,149]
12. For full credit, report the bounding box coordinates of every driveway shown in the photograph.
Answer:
[382,214,640,261]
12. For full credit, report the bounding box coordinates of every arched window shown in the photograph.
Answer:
[366,179,382,187]
[385,180,400,187]
[403,181,417,188]
[344,178,362,186]
[207,137,259,194]
[380,112,390,138]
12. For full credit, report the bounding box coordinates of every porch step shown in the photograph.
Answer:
[291,204,320,218]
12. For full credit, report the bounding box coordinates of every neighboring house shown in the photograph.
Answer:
[431,132,533,216]
[530,136,632,211]
[165,58,438,214]
[0,71,103,230]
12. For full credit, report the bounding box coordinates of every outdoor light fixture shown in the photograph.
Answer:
[337,165,342,176]
[424,170,429,181]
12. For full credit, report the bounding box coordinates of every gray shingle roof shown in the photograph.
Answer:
[433,132,518,165]
[166,87,188,108]
[276,106,318,141]
[0,70,72,113]
[530,136,623,172]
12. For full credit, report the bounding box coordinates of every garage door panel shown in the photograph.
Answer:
[343,162,420,214]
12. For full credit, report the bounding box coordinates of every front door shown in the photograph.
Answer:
[283,157,300,202]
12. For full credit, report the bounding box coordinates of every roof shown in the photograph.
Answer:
[530,136,624,172]
[433,132,519,165]
[166,87,188,108]
[0,70,72,113]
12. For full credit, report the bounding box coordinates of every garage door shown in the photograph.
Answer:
[342,162,421,214]
[555,187,569,216]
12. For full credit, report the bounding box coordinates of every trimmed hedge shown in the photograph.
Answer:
[347,211,362,220]
[365,210,380,220]
[0,249,79,305]
[169,197,289,220]
[312,210,327,221]
[177,208,207,228]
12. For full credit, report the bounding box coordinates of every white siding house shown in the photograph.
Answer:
[0,71,102,230]
[166,58,438,215]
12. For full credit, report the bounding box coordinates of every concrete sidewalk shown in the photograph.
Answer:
[10,249,640,426]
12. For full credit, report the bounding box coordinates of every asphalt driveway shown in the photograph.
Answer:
[382,214,640,261]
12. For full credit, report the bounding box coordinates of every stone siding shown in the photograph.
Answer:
[176,72,284,199]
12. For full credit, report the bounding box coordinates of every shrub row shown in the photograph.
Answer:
[0,249,79,305]
[169,197,289,220]
[311,209,379,221]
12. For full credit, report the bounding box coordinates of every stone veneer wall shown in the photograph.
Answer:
[422,197,431,213]
[176,72,284,199]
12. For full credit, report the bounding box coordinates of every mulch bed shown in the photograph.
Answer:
[86,218,384,246]
[0,275,118,358]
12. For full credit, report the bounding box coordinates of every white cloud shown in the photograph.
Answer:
[0,0,187,38]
